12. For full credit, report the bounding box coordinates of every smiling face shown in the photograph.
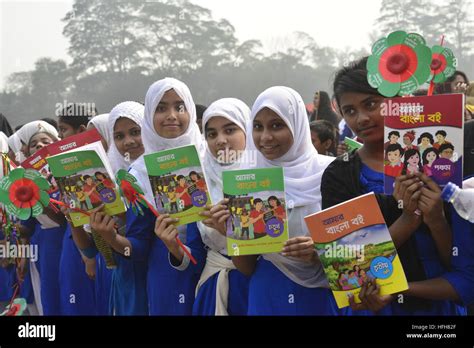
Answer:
[255,201,263,210]
[403,135,412,146]
[387,150,401,164]
[338,92,385,145]
[113,117,145,161]
[408,153,420,166]
[389,134,399,144]
[252,108,294,160]
[28,132,56,156]
[436,134,445,143]
[153,89,190,139]
[426,151,437,164]
[440,148,454,159]
[421,137,431,147]
[205,116,246,161]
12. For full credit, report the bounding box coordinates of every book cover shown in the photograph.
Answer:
[383,94,464,194]
[304,192,408,309]
[46,142,125,226]
[144,144,211,226]
[222,167,289,256]
[21,128,102,201]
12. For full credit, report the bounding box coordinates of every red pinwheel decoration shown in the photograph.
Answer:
[0,168,51,220]
[367,31,432,97]
[0,298,27,316]
[429,45,456,84]
[115,169,147,216]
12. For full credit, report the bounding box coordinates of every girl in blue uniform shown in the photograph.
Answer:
[322,57,467,315]
[192,98,251,315]
[131,78,206,315]
[212,86,337,315]
[16,121,65,315]
[89,101,149,315]
[55,108,99,315]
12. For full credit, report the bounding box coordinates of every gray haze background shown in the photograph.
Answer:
[1,0,473,127]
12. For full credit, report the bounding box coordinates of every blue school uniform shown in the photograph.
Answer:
[192,254,249,316]
[442,207,474,307]
[94,253,113,316]
[59,225,96,315]
[248,257,339,315]
[345,164,466,316]
[21,218,64,315]
[147,222,206,315]
[0,229,16,303]
[109,208,153,315]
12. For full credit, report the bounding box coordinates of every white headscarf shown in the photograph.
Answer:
[16,121,58,146]
[87,114,111,147]
[198,98,250,254]
[130,78,204,204]
[249,86,335,288]
[7,133,25,163]
[0,132,8,153]
[107,102,145,175]
[142,77,204,154]
[202,98,251,203]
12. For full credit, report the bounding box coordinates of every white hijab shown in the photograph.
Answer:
[198,98,251,253]
[7,133,25,163]
[0,132,8,153]
[202,98,251,203]
[88,113,111,147]
[130,78,204,204]
[107,102,145,175]
[249,86,335,288]
[16,121,58,146]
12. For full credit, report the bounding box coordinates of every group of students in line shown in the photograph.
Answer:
[0,56,473,316]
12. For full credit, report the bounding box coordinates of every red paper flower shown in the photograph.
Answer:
[429,45,456,84]
[367,31,432,97]
[0,168,51,220]
[115,169,145,215]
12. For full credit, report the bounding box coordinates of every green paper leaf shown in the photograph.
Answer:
[8,168,25,182]
[0,189,10,204]
[39,190,50,207]
[367,55,380,73]
[431,45,444,54]
[33,176,50,191]
[414,45,432,66]
[443,66,456,80]
[413,63,432,86]
[371,38,388,57]
[23,169,41,181]
[399,76,419,96]
[32,203,44,217]
[404,33,426,48]
[0,176,13,192]
[387,31,407,46]
[17,207,31,221]
[378,80,400,97]
[367,71,384,88]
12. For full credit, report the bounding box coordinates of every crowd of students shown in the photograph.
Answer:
[0,58,473,316]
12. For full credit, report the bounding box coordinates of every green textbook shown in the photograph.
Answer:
[46,142,125,227]
[223,167,289,256]
[144,145,211,226]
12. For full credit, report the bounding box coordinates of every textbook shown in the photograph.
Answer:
[144,144,211,226]
[46,141,125,227]
[383,94,464,194]
[304,192,408,309]
[21,128,102,201]
[222,167,289,256]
